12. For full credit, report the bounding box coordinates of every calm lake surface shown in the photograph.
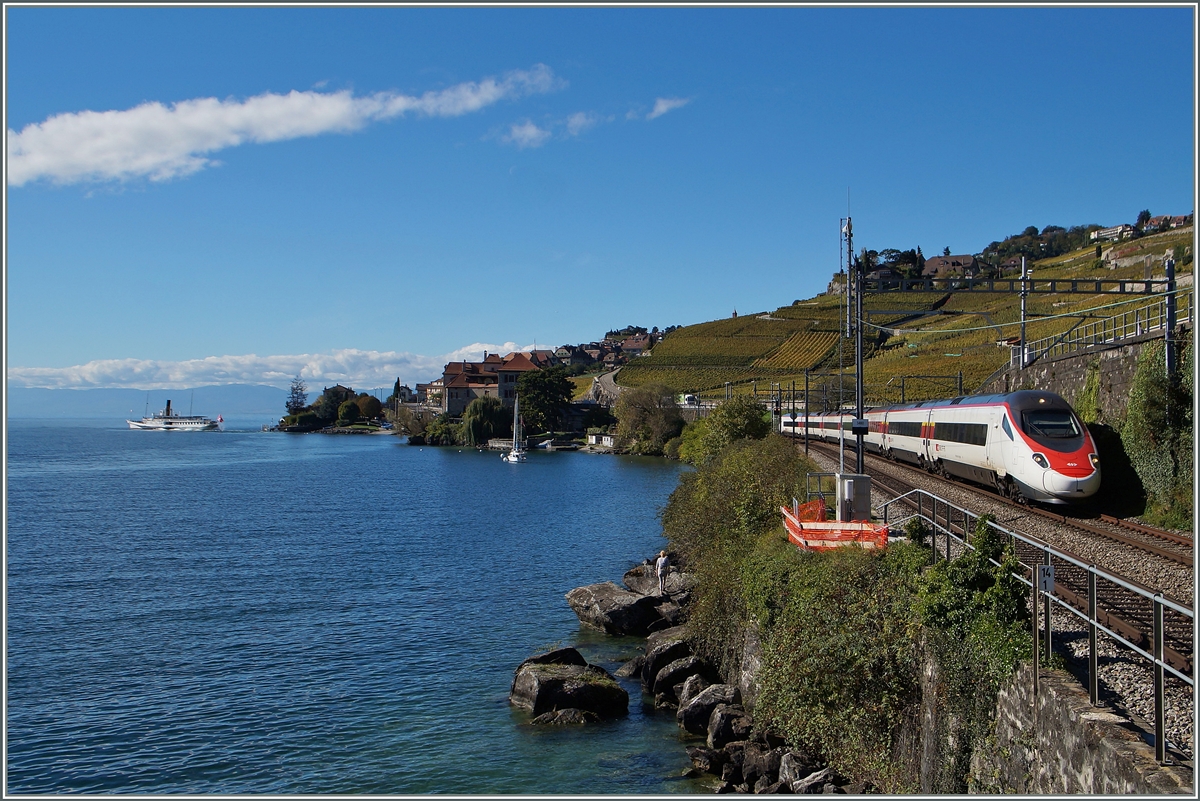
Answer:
[6,418,706,794]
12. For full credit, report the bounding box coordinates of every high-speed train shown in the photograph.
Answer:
[781,390,1101,504]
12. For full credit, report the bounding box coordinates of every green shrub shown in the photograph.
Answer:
[756,544,929,790]
[663,435,818,676]
[914,515,1029,792]
[904,516,930,547]
[1120,336,1192,527]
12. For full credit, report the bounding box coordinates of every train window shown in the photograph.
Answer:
[1001,415,1013,440]
[933,422,988,446]
[888,421,922,438]
[1022,410,1081,439]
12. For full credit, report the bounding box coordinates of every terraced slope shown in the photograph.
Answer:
[617,227,1193,403]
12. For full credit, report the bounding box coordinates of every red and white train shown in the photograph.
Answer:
[781,390,1101,504]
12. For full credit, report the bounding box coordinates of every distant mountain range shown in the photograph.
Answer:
[7,384,287,418]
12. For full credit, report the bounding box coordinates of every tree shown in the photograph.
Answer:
[337,399,361,425]
[423,414,461,446]
[356,393,383,420]
[943,246,952,256]
[614,383,684,455]
[1136,209,1152,231]
[311,393,340,422]
[385,377,402,407]
[461,396,511,446]
[516,366,574,433]
[286,376,309,415]
[679,395,771,464]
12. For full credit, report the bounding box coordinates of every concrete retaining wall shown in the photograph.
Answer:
[969,664,1193,794]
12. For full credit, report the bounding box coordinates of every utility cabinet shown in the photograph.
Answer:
[835,473,872,522]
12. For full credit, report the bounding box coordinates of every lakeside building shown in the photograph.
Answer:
[436,350,557,416]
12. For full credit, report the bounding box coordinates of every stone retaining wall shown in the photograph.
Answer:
[978,334,1165,424]
[969,664,1193,794]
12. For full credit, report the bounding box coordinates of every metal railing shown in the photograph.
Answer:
[1016,289,1193,367]
[877,488,1193,764]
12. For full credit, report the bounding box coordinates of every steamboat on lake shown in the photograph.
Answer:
[127,399,222,431]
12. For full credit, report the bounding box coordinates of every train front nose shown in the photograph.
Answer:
[1042,467,1101,500]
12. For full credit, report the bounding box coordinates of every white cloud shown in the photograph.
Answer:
[646,96,691,120]
[6,344,548,390]
[503,119,552,149]
[7,64,563,186]
[565,111,599,136]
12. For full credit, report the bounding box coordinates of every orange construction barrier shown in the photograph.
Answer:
[794,499,828,522]
[781,506,889,552]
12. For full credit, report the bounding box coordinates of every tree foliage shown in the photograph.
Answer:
[1120,336,1193,527]
[678,395,771,465]
[516,366,574,434]
[613,382,684,455]
[423,414,461,446]
[337,399,361,425]
[286,376,308,415]
[355,393,383,419]
[979,223,1101,266]
[461,395,511,446]
[311,393,340,422]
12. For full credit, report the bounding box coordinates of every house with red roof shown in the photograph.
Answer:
[435,350,548,416]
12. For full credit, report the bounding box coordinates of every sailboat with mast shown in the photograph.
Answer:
[501,393,527,463]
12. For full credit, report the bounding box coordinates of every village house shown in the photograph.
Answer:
[433,350,552,416]
[620,333,652,357]
[999,256,1025,274]
[556,345,596,367]
[923,254,979,278]
[320,384,358,406]
[865,266,902,287]
[416,378,443,405]
[1089,224,1136,242]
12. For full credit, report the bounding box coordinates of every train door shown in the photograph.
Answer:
[983,408,1003,473]
[1002,408,1023,478]
[922,409,934,464]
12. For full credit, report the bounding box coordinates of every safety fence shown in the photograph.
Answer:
[877,489,1193,765]
[1017,289,1193,367]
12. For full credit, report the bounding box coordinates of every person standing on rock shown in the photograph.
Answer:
[656,550,669,595]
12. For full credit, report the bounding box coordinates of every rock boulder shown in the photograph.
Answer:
[677,674,711,707]
[641,638,692,693]
[652,655,718,697]
[677,683,741,735]
[529,708,600,725]
[707,703,753,749]
[510,656,629,719]
[565,582,663,636]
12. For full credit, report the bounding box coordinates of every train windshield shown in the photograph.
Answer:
[1021,409,1082,441]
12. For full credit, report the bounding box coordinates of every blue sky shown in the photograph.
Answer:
[5,4,1195,390]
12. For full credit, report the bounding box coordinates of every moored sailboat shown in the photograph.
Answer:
[502,394,527,463]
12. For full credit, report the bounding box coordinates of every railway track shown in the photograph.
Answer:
[802,439,1193,564]
[802,440,1195,677]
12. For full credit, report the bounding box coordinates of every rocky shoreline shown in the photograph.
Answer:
[508,554,876,794]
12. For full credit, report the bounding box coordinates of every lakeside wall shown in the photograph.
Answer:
[969,664,1193,794]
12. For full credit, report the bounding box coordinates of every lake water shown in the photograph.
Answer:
[5,418,707,794]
